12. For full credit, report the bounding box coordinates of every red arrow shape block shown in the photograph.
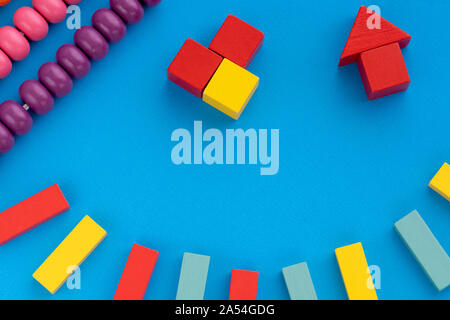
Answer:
[113,244,159,300]
[0,184,69,246]
[229,269,259,300]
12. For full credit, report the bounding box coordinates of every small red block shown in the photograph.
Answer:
[339,6,411,66]
[209,15,264,69]
[0,184,69,246]
[168,39,222,98]
[113,244,159,300]
[229,269,259,300]
[357,42,410,100]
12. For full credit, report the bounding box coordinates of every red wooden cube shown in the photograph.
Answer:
[357,42,410,100]
[209,15,264,69]
[168,39,222,98]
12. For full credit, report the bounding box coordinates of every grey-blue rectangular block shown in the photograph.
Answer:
[176,252,210,300]
[282,262,318,300]
[395,210,450,291]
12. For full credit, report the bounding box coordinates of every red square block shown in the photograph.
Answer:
[357,42,410,100]
[113,244,159,300]
[168,39,223,98]
[209,15,264,68]
[229,269,259,300]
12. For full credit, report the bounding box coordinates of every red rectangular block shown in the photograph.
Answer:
[113,244,159,300]
[229,269,259,300]
[357,42,410,100]
[0,184,69,246]
[209,15,264,69]
[168,38,223,98]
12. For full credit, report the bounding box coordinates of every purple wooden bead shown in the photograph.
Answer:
[110,0,144,24]
[74,26,109,61]
[0,121,14,154]
[92,8,126,43]
[0,100,33,135]
[19,79,54,115]
[141,0,162,6]
[56,44,91,79]
[38,62,73,98]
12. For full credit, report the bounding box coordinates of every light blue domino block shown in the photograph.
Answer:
[395,210,450,291]
[176,252,210,300]
[282,262,318,300]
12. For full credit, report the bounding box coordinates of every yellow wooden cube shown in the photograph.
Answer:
[203,58,259,120]
[429,163,450,201]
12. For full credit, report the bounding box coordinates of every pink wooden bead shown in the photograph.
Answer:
[13,7,49,41]
[32,0,67,24]
[0,49,12,79]
[64,0,81,4]
[0,26,30,61]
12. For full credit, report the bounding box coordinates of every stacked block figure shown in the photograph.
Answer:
[168,15,264,119]
[339,6,411,100]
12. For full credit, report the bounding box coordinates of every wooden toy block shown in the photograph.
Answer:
[429,163,450,201]
[282,262,318,300]
[357,42,410,100]
[203,59,259,120]
[335,242,378,300]
[167,39,223,98]
[176,253,210,300]
[0,184,69,247]
[33,215,106,294]
[209,14,264,69]
[395,210,450,291]
[113,244,159,300]
[229,269,259,300]
[339,6,411,67]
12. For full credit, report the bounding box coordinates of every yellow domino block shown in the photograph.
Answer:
[335,242,378,300]
[203,58,259,120]
[429,162,450,201]
[33,215,106,294]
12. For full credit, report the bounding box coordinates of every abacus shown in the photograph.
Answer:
[0,0,162,154]
[0,0,83,79]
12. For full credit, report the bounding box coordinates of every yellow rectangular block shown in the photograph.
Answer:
[429,162,450,201]
[33,215,106,294]
[335,242,378,300]
[203,58,259,120]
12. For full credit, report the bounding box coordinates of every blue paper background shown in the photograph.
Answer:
[0,0,449,300]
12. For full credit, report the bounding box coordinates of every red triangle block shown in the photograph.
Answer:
[339,6,411,66]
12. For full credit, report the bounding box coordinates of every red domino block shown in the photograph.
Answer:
[209,15,264,69]
[0,184,69,246]
[167,39,222,98]
[113,244,159,300]
[229,269,259,300]
[339,6,411,67]
[357,42,410,100]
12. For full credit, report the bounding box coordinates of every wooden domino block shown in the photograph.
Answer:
[429,163,450,201]
[339,6,411,67]
[113,244,159,300]
[33,215,106,294]
[395,210,450,291]
[282,262,318,300]
[203,59,259,120]
[229,269,259,300]
[0,184,69,247]
[335,242,378,300]
[176,253,210,300]
[357,42,410,100]
[209,15,264,69]
[167,39,223,98]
